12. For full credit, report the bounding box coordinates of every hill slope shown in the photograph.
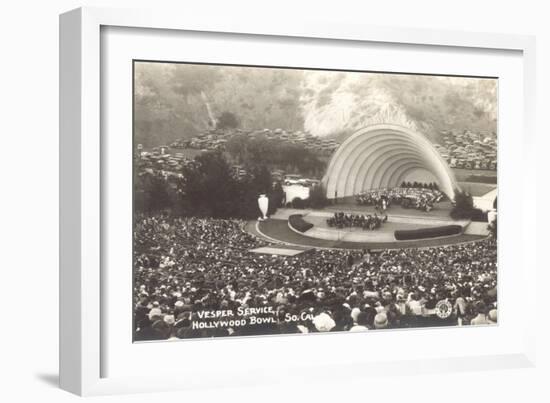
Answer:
[134,62,497,147]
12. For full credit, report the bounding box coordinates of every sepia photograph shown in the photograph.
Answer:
[132,61,498,342]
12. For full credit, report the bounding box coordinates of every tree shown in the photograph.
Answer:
[488,217,497,238]
[291,197,307,209]
[244,164,275,218]
[217,111,239,130]
[134,172,174,214]
[225,134,326,177]
[180,151,241,218]
[450,189,477,220]
[225,134,249,164]
[308,185,328,209]
[269,182,285,215]
[233,181,261,219]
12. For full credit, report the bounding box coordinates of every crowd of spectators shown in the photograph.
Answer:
[133,214,497,341]
[356,187,445,212]
[326,212,388,230]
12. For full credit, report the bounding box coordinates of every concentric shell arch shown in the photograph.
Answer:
[322,124,458,200]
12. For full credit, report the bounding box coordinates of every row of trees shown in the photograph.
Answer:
[400,181,440,190]
[225,134,326,177]
[135,151,284,219]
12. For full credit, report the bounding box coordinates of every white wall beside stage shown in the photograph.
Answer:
[283,184,310,203]
[473,188,498,212]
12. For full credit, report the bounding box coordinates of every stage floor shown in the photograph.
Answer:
[301,211,453,242]
[324,199,455,219]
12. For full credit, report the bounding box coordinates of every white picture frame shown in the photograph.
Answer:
[60,6,537,396]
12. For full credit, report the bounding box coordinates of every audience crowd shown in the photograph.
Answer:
[134,214,497,341]
[356,187,445,212]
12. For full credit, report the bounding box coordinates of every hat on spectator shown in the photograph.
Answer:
[148,307,162,320]
[175,313,191,325]
[356,311,369,326]
[350,307,361,323]
[487,309,497,324]
[313,312,336,332]
[164,314,175,325]
[176,327,191,339]
[374,313,388,329]
[151,319,170,339]
[475,300,487,314]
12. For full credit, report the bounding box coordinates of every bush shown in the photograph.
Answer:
[291,197,308,209]
[450,189,485,220]
[288,214,314,232]
[269,182,285,214]
[488,217,497,238]
[395,225,462,240]
[216,111,239,130]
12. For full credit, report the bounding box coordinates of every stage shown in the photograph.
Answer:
[296,210,467,243]
[248,203,488,250]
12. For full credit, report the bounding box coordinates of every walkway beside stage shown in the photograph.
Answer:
[248,219,486,251]
[249,245,312,256]
[472,187,498,212]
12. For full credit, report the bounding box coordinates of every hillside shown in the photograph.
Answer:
[134,62,497,147]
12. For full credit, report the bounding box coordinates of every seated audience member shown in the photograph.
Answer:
[487,309,497,325]
[349,311,370,332]
[374,313,389,330]
[470,301,490,325]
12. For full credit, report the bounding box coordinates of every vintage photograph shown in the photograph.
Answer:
[132,61,498,341]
